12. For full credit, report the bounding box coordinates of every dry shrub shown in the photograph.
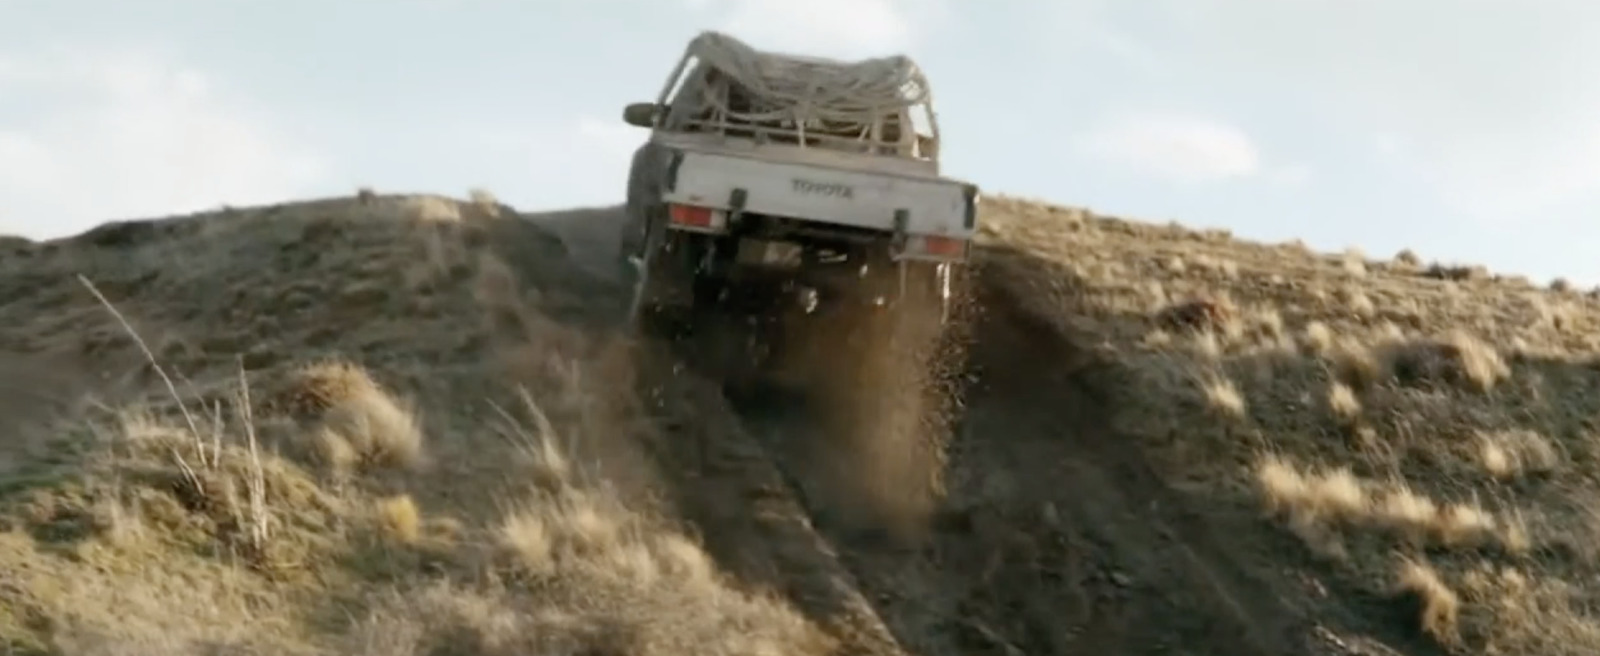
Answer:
[1499,511,1532,554]
[1337,286,1376,318]
[1254,456,1367,555]
[1459,567,1600,655]
[1425,262,1490,282]
[1302,321,1335,355]
[1155,296,1238,334]
[281,360,425,471]
[468,188,501,216]
[376,495,421,545]
[1253,455,1508,553]
[1477,429,1559,480]
[1200,374,1246,419]
[343,395,833,656]
[404,195,464,222]
[1395,559,1460,646]
[1374,486,1438,544]
[311,427,359,473]
[54,405,349,584]
[347,575,829,656]
[1386,331,1508,393]
[1328,338,1385,389]
[1341,247,1368,277]
[1247,307,1284,342]
[1442,331,1510,392]
[1431,502,1499,548]
[1326,382,1361,424]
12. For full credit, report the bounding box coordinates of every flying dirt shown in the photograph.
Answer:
[3,29,1597,656]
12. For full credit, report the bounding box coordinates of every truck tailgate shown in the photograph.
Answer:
[662,149,976,238]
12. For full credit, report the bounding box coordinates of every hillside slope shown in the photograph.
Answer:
[0,191,1592,655]
[979,197,1600,655]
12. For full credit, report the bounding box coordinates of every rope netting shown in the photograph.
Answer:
[684,31,931,127]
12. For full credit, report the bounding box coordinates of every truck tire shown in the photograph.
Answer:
[629,224,700,337]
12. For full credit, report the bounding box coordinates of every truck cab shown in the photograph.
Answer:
[617,31,979,329]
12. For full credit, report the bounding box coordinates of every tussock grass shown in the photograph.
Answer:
[1477,429,1560,480]
[347,390,832,656]
[0,196,837,655]
[1396,558,1460,645]
[975,195,1600,654]
[1253,455,1513,554]
[1200,374,1246,419]
[279,360,426,472]
[375,494,421,544]
[1325,382,1361,424]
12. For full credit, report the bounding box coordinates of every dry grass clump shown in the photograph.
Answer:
[1395,558,1461,645]
[468,187,502,217]
[1325,381,1362,424]
[1327,338,1385,390]
[1476,429,1559,480]
[1301,321,1335,355]
[1253,455,1367,555]
[1298,329,1510,394]
[88,406,342,571]
[279,360,426,472]
[1457,566,1600,655]
[0,394,351,652]
[1341,247,1368,277]
[403,195,464,222]
[1253,455,1510,554]
[1200,373,1247,419]
[1423,330,1510,393]
[341,393,833,656]
[1371,486,1438,542]
[375,494,421,544]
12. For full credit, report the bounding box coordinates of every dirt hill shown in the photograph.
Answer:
[0,190,1592,655]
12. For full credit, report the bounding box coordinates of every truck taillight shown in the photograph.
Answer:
[668,204,715,228]
[916,234,967,258]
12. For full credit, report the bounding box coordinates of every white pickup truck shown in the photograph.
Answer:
[617,31,980,330]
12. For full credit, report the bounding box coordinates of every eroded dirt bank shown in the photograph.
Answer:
[710,246,1324,655]
[548,200,1331,655]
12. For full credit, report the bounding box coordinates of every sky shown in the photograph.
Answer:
[3,1,1600,284]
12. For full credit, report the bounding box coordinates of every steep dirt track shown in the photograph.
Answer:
[722,256,1322,655]
[533,206,1333,654]
[533,206,910,654]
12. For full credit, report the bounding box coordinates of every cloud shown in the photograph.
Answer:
[1034,0,1168,73]
[1128,0,1600,218]
[455,115,647,211]
[0,47,326,240]
[688,0,941,56]
[575,116,645,160]
[1076,113,1267,185]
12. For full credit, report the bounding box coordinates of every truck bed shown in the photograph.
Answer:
[660,144,979,241]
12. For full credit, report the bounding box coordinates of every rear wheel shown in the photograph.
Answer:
[626,224,701,338]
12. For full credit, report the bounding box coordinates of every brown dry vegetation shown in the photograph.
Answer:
[7,188,1600,655]
[979,195,1600,654]
[0,194,831,655]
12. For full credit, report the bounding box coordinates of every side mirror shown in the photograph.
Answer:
[622,102,661,128]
